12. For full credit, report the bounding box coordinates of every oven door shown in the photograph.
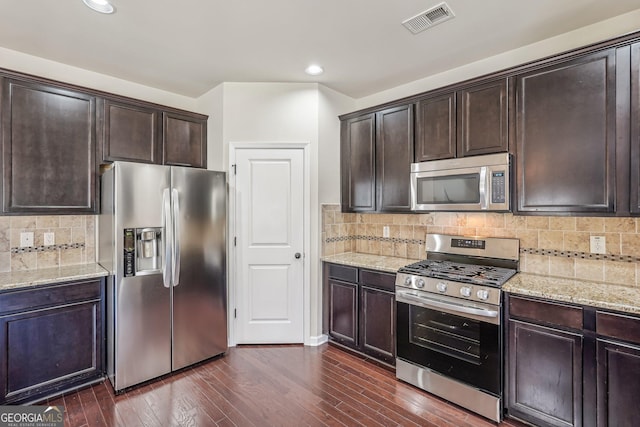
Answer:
[396,288,502,396]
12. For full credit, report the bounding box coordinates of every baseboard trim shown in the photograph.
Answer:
[307,334,329,346]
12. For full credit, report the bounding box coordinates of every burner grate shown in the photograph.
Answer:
[398,259,516,287]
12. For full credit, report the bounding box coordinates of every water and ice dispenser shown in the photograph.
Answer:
[123,227,163,276]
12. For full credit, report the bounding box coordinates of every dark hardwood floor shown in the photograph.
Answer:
[45,344,526,427]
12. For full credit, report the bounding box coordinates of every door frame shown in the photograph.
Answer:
[228,141,311,346]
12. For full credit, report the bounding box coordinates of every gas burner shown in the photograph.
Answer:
[398,259,516,288]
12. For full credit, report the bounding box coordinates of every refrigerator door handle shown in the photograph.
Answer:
[172,188,181,287]
[162,188,172,288]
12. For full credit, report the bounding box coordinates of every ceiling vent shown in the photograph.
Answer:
[402,2,455,35]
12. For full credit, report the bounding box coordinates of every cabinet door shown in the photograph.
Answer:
[360,286,395,364]
[516,49,617,214]
[341,114,376,212]
[0,299,103,404]
[1,78,96,213]
[597,339,640,426]
[376,105,413,212]
[328,279,358,348]
[507,320,583,427]
[415,93,456,161]
[100,98,161,164]
[631,43,640,214]
[163,112,207,168]
[457,79,509,157]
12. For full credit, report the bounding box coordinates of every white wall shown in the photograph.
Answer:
[318,85,356,204]
[356,8,640,109]
[0,46,198,111]
[197,84,225,171]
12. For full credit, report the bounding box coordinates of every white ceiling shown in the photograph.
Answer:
[0,0,639,99]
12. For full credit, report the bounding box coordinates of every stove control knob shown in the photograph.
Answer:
[404,277,412,286]
[460,287,472,297]
[477,289,490,301]
[416,279,426,288]
[436,282,447,293]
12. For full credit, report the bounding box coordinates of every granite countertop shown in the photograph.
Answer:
[321,252,419,274]
[505,273,640,316]
[0,263,109,292]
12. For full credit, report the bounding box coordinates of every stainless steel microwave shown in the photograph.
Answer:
[411,153,511,212]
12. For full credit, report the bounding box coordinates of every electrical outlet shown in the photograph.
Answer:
[383,226,390,238]
[590,236,606,254]
[20,232,34,248]
[44,232,55,246]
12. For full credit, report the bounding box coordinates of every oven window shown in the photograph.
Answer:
[417,174,480,204]
[409,307,481,364]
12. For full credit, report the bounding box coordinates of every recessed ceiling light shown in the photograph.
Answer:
[305,65,324,76]
[82,0,115,14]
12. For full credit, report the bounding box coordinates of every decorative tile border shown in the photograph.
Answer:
[325,235,424,245]
[521,248,639,263]
[325,237,639,263]
[11,243,86,254]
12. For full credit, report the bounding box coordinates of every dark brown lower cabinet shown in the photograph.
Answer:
[595,311,640,427]
[328,278,358,348]
[507,319,583,427]
[324,263,395,365]
[360,285,395,364]
[597,339,640,427]
[507,294,640,427]
[0,279,105,404]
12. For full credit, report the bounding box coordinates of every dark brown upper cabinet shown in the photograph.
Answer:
[341,113,376,212]
[1,77,97,214]
[457,79,510,157]
[99,98,161,164]
[100,103,207,169]
[376,104,413,212]
[415,92,456,161]
[341,105,413,213]
[163,112,207,168]
[515,48,619,214]
[631,42,640,214]
[415,79,509,162]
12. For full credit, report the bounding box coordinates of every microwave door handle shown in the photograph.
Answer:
[479,166,488,209]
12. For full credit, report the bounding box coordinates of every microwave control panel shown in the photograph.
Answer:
[491,171,506,204]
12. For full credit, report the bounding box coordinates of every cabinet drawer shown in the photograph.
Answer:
[0,280,102,315]
[328,264,358,283]
[597,311,640,345]
[360,269,395,292]
[508,295,583,330]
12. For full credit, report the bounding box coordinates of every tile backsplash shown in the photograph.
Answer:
[322,204,640,286]
[0,215,96,272]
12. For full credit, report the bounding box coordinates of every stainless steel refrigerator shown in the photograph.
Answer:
[99,161,227,392]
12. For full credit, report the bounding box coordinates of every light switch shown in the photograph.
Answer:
[20,232,34,248]
[383,226,390,238]
[44,232,55,246]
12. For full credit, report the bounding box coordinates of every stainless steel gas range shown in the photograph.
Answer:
[395,233,519,422]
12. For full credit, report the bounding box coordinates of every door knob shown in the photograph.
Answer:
[295,252,301,259]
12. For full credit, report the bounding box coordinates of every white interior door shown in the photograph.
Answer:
[235,148,304,343]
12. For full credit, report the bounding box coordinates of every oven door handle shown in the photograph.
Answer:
[396,291,499,320]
